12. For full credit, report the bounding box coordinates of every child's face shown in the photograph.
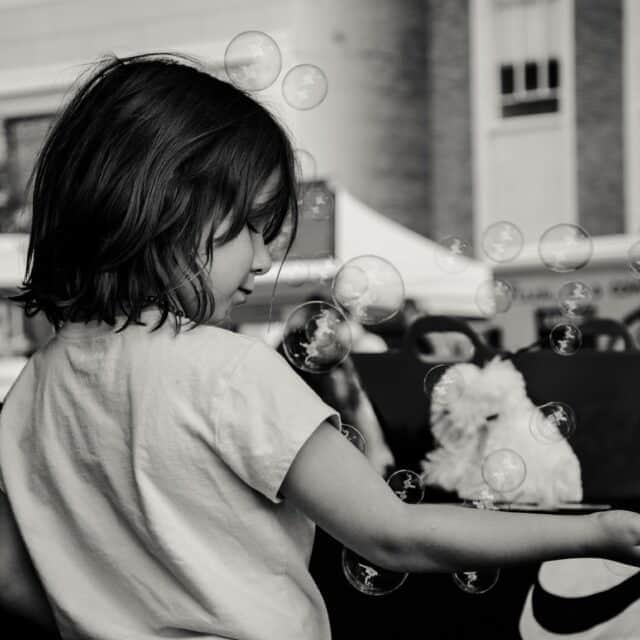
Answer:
[180,171,278,325]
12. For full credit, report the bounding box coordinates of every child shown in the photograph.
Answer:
[1,53,640,640]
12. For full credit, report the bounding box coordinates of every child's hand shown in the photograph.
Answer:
[590,510,640,566]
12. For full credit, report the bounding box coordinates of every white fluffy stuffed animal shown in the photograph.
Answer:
[420,356,583,506]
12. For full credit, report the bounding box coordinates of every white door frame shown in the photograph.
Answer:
[469,0,577,265]
[624,0,640,234]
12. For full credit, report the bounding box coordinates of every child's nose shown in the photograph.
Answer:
[251,235,273,275]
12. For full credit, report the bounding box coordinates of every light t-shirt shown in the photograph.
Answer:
[0,309,340,640]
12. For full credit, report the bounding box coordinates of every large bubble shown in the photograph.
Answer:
[282,301,351,373]
[538,224,593,273]
[224,31,282,91]
[475,279,514,316]
[332,255,405,325]
[481,221,524,263]
[342,548,408,596]
[481,448,526,493]
[282,64,328,110]
[557,281,593,317]
[386,469,425,504]
[452,569,501,594]
[549,322,582,356]
[530,401,576,444]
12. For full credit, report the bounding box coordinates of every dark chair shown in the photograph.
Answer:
[622,305,640,349]
[578,318,636,351]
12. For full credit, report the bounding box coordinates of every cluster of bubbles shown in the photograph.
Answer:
[535,224,595,356]
[342,468,425,596]
[436,224,519,317]
[281,255,405,376]
[337,421,427,596]
[224,31,328,110]
[434,223,602,350]
[226,28,640,593]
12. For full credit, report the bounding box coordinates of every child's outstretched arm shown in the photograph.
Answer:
[281,421,640,573]
[0,489,58,632]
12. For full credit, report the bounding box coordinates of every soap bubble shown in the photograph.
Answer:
[435,236,473,274]
[332,255,405,325]
[549,322,582,356]
[481,449,526,493]
[282,64,328,110]
[387,470,424,504]
[339,423,366,453]
[538,224,593,273]
[452,569,501,594]
[475,279,514,316]
[481,221,524,263]
[557,281,593,317]
[530,402,576,444]
[627,240,640,278]
[282,301,351,373]
[224,31,282,91]
[342,548,408,596]
[423,365,466,407]
[295,148,317,182]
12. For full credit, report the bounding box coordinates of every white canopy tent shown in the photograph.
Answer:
[260,187,493,318]
[334,189,491,317]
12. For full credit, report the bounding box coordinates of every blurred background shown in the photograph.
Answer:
[0,0,638,397]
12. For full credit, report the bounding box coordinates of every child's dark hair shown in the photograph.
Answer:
[14,52,299,331]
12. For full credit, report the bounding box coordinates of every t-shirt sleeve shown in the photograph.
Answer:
[214,339,340,503]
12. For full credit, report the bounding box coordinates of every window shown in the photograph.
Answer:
[0,115,54,233]
[494,0,562,118]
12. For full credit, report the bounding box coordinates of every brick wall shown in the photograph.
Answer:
[575,0,624,235]
[426,0,473,243]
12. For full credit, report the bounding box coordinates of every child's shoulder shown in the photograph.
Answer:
[168,323,281,376]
